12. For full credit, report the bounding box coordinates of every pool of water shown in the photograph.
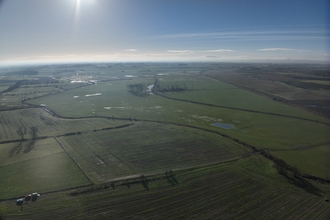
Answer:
[211,123,234,129]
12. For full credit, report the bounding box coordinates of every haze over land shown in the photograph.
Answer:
[0,0,329,66]
[0,1,330,219]
[0,62,329,219]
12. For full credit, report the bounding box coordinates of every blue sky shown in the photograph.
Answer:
[0,0,328,65]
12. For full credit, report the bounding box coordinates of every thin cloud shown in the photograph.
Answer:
[202,49,233,52]
[167,49,233,53]
[155,30,325,39]
[205,55,221,58]
[258,48,310,52]
[152,29,326,42]
[124,49,137,52]
[167,50,193,53]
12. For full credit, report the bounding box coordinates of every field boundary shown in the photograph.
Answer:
[202,72,330,120]
[54,137,94,184]
[155,91,330,127]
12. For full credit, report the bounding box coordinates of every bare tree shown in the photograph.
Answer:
[16,127,24,139]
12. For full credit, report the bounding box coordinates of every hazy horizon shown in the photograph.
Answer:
[0,0,329,66]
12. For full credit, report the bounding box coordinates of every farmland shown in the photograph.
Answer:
[0,62,330,219]
[25,69,330,179]
[0,156,329,219]
[0,138,90,199]
[57,122,248,183]
[0,108,129,141]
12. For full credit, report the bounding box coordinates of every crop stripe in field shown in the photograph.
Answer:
[228,190,281,217]
[314,206,330,219]
[139,176,258,218]
[264,195,310,219]
[171,183,265,219]
[134,173,247,215]
[309,203,330,220]
[255,194,303,220]
[59,137,102,183]
[160,182,265,220]
[275,196,312,220]
[136,176,246,216]
[295,199,324,220]
[60,135,136,182]
[235,191,290,220]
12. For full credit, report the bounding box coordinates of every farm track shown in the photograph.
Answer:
[270,141,330,152]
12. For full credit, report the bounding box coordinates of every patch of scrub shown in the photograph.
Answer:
[191,115,222,122]
[85,93,102,97]
[73,96,79,98]
[212,122,234,129]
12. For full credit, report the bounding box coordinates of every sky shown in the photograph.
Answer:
[0,0,329,66]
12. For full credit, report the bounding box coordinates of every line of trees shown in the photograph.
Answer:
[158,84,187,93]
[127,84,144,93]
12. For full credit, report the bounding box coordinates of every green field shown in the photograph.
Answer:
[160,77,326,119]
[0,63,329,219]
[58,122,248,183]
[0,108,128,141]
[0,138,90,199]
[1,156,329,219]
[26,76,330,178]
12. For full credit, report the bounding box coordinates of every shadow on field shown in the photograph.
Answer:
[166,176,179,186]
[284,174,323,197]
[141,175,149,190]
[9,140,36,157]
[23,140,36,153]
[9,141,24,156]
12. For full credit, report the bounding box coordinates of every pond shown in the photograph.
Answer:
[211,122,234,129]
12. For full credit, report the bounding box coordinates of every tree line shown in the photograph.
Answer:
[127,84,145,96]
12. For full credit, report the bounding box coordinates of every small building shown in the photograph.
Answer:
[31,192,40,202]
[16,198,24,206]
[25,194,31,201]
